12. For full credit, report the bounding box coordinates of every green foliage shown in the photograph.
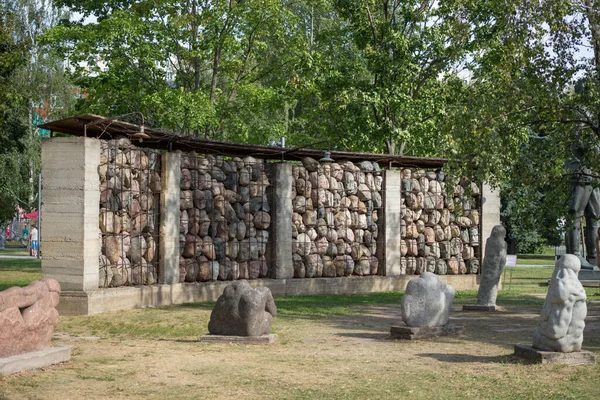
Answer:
[40,0,600,246]
[46,0,302,141]
[0,1,75,223]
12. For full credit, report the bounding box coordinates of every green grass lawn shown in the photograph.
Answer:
[0,249,30,256]
[2,261,600,400]
[0,258,41,291]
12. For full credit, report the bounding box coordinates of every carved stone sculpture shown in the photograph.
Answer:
[532,254,587,352]
[477,225,507,307]
[208,280,277,336]
[0,279,61,358]
[401,272,455,327]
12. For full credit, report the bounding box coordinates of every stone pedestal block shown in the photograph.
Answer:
[0,346,71,376]
[198,334,277,344]
[390,324,464,340]
[462,304,497,311]
[41,137,100,291]
[159,152,181,284]
[481,183,500,262]
[383,170,402,275]
[513,344,596,365]
[266,163,293,279]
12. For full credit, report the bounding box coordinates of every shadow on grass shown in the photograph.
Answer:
[176,302,215,310]
[416,352,522,364]
[335,332,392,340]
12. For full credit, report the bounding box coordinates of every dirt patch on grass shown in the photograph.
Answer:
[1,300,599,399]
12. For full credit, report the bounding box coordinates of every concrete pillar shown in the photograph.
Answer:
[266,163,293,279]
[481,183,501,261]
[41,137,100,291]
[383,170,403,275]
[159,152,181,284]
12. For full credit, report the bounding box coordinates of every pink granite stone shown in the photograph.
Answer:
[0,279,61,358]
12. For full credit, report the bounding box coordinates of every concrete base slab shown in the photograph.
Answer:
[578,267,600,288]
[0,346,71,376]
[513,344,596,365]
[390,325,464,340]
[578,268,600,281]
[198,334,277,344]
[580,280,600,288]
[462,304,496,311]
[57,275,481,316]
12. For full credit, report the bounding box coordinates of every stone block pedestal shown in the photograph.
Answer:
[462,304,496,311]
[198,334,277,345]
[513,344,596,365]
[0,346,72,376]
[390,325,464,340]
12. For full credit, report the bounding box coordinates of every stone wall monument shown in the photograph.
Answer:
[514,254,596,364]
[463,224,507,311]
[202,280,277,343]
[391,272,463,339]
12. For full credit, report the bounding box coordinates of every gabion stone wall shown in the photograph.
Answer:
[98,139,161,287]
[291,159,382,278]
[179,153,272,282]
[400,169,480,275]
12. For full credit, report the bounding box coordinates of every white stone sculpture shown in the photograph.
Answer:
[477,224,507,307]
[532,254,587,352]
[401,272,455,327]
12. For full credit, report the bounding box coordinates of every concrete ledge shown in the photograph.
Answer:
[0,346,71,376]
[58,274,480,316]
[462,304,496,312]
[580,280,600,288]
[390,325,464,340]
[513,344,596,365]
[578,269,600,282]
[198,334,277,344]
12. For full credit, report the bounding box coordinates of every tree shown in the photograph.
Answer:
[46,0,305,143]
[0,1,31,223]
[0,0,74,223]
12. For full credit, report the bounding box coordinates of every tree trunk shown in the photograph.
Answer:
[385,138,395,154]
[586,0,600,86]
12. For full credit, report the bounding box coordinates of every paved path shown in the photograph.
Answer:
[0,253,37,259]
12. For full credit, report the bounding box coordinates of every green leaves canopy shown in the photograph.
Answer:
[45,0,600,250]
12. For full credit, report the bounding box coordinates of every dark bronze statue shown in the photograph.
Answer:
[565,143,598,270]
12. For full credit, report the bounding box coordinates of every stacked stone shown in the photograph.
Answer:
[179,153,271,282]
[98,139,161,288]
[291,158,382,278]
[399,170,480,275]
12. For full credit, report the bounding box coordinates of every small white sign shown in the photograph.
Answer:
[505,255,517,267]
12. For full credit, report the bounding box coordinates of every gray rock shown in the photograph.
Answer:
[406,256,416,274]
[467,258,480,274]
[357,161,374,172]
[305,254,323,278]
[532,255,587,352]
[208,281,277,336]
[400,272,455,327]
[477,225,507,306]
[210,167,226,182]
[293,253,305,278]
[301,157,319,172]
[435,259,447,275]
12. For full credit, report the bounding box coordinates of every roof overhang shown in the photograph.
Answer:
[39,114,447,169]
